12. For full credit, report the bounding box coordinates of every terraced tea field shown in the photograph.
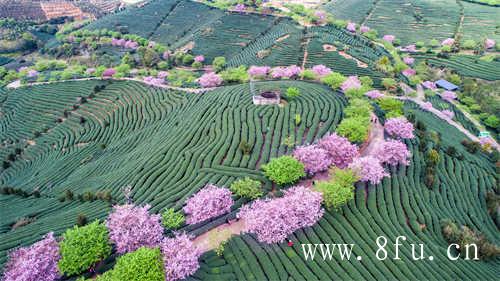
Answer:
[0,79,347,266]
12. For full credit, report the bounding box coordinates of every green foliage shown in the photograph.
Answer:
[97,247,165,281]
[212,56,226,72]
[320,72,346,90]
[230,177,263,199]
[359,76,373,88]
[182,54,194,65]
[58,221,112,276]
[294,114,301,126]
[262,156,305,185]
[377,98,404,117]
[220,66,249,83]
[285,87,301,100]
[167,69,196,87]
[462,39,476,49]
[446,73,462,85]
[381,77,397,90]
[301,69,316,80]
[314,168,358,210]
[484,115,499,129]
[162,208,185,229]
[336,117,369,143]
[344,99,372,119]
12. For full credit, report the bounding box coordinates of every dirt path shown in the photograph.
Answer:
[192,219,247,253]
[360,113,384,157]
[7,77,215,94]
[301,37,311,71]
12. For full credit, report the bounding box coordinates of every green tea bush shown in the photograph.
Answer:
[262,156,305,185]
[230,177,263,199]
[162,208,185,230]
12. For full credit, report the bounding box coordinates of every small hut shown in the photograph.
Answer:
[435,79,458,91]
[252,90,281,105]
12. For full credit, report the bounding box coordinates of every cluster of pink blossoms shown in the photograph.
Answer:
[102,68,116,77]
[197,72,223,87]
[441,109,454,120]
[365,90,384,99]
[111,38,139,49]
[183,184,234,224]
[314,10,326,21]
[233,3,246,13]
[360,25,370,33]
[238,186,324,243]
[271,65,301,79]
[403,57,415,65]
[106,204,164,254]
[384,117,415,139]
[340,75,362,92]
[162,51,171,60]
[248,65,271,78]
[143,76,165,86]
[194,55,205,63]
[382,35,395,43]
[317,133,359,168]
[157,71,168,79]
[376,140,411,166]
[440,91,457,102]
[161,233,201,281]
[346,22,356,33]
[401,68,416,77]
[401,45,417,53]
[479,136,495,152]
[311,64,332,77]
[485,38,495,49]
[293,145,332,174]
[441,38,455,46]
[2,232,60,281]
[422,81,437,90]
[349,156,389,185]
[420,102,433,111]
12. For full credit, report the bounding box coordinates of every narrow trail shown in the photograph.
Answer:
[301,37,311,70]
[7,77,215,94]
[360,113,384,157]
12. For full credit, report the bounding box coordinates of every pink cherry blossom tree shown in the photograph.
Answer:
[422,81,437,90]
[441,109,454,120]
[248,66,270,78]
[102,68,116,77]
[346,22,356,33]
[238,186,324,243]
[441,38,455,46]
[2,232,60,281]
[403,57,415,65]
[349,156,389,185]
[106,204,164,254]
[197,72,223,88]
[293,145,332,175]
[360,25,370,33]
[183,184,233,224]
[384,117,415,139]
[382,35,395,43]
[340,76,361,92]
[194,55,205,63]
[271,65,301,79]
[365,90,384,99]
[311,65,332,77]
[376,140,411,166]
[440,91,457,102]
[485,38,495,49]
[317,133,359,168]
[420,101,433,111]
[161,233,201,281]
[401,68,416,77]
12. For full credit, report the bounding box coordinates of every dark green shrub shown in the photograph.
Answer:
[76,213,87,226]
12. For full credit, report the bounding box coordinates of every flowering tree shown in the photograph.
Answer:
[311,65,332,77]
[293,145,332,174]
[420,102,433,111]
[102,68,116,77]
[317,133,359,168]
[197,72,222,87]
[349,156,389,184]
[403,57,415,65]
[271,65,301,79]
[2,232,60,281]
[194,55,205,63]
[365,90,384,99]
[441,109,454,120]
[384,117,415,139]
[183,184,233,224]
[233,3,246,13]
[27,69,39,78]
[346,22,356,33]
[440,91,457,102]
[161,233,201,281]
[485,38,495,49]
[340,76,361,92]
[238,186,324,243]
[162,51,171,60]
[248,66,270,78]
[360,25,370,33]
[441,38,455,46]
[402,45,417,53]
[422,81,437,90]
[376,140,411,166]
[157,71,168,79]
[143,76,165,86]
[382,35,395,43]
[106,204,164,254]
[401,68,416,77]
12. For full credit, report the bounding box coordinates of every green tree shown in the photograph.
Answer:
[162,208,185,229]
[58,221,112,276]
[377,98,404,117]
[320,72,346,90]
[230,177,263,199]
[314,168,358,210]
[96,247,165,281]
[484,115,499,129]
[219,66,249,83]
[262,156,305,185]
